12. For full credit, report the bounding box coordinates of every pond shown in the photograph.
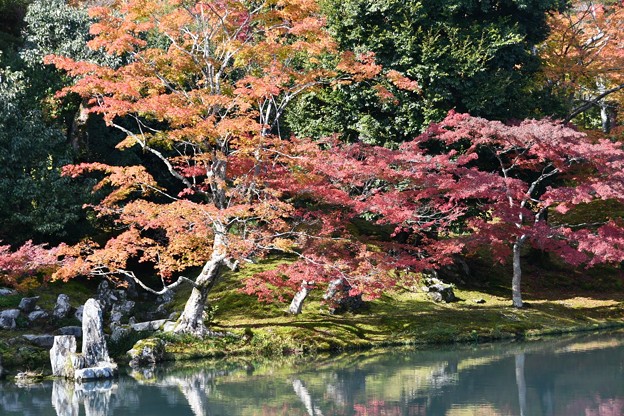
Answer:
[1,330,623,415]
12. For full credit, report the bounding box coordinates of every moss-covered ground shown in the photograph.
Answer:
[1,255,623,372]
[159,254,624,361]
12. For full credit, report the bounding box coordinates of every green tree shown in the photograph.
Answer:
[0,66,86,245]
[286,0,569,144]
[0,0,98,245]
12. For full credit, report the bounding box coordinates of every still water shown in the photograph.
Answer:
[1,330,623,416]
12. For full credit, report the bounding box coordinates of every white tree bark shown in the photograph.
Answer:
[512,235,527,308]
[174,229,227,336]
[288,282,310,315]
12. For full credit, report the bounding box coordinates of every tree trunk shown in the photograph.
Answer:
[174,251,225,336]
[175,286,210,336]
[288,282,310,315]
[512,235,527,308]
[69,98,90,157]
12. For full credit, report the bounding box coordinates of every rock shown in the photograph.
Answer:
[110,325,131,343]
[96,281,115,311]
[154,303,168,317]
[109,311,123,325]
[74,305,84,322]
[23,334,55,348]
[58,326,82,337]
[28,309,49,322]
[422,277,456,303]
[74,365,117,382]
[82,299,112,368]
[50,335,78,379]
[131,319,167,332]
[162,321,176,333]
[111,299,135,320]
[18,296,40,313]
[323,278,366,314]
[156,290,174,305]
[53,294,72,320]
[473,298,486,304]
[0,288,17,296]
[0,309,21,330]
[168,311,180,321]
[50,299,118,381]
[128,338,166,367]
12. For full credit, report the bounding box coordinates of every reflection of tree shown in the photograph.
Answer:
[292,379,324,416]
[131,368,229,416]
[515,353,527,416]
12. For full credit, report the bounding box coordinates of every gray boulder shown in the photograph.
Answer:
[0,288,17,296]
[111,299,135,321]
[50,299,117,381]
[0,309,21,330]
[110,325,131,343]
[96,281,116,311]
[28,309,49,322]
[53,294,72,320]
[58,326,82,337]
[23,334,55,348]
[74,305,84,322]
[18,296,39,313]
[156,290,174,305]
[50,335,78,379]
[422,277,456,303]
[74,365,116,382]
[131,319,167,332]
[82,299,111,367]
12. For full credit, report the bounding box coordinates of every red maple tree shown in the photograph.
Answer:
[421,111,624,307]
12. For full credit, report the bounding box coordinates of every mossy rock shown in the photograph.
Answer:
[128,338,167,367]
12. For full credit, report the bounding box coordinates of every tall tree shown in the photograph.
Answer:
[48,0,393,335]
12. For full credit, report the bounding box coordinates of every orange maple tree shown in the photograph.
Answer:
[46,0,422,335]
[540,0,624,131]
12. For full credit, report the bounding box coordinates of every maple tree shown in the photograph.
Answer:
[540,0,624,131]
[240,135,485,313]
[0,241,58,291]
[46,0,423,334]
[421,111,624,307]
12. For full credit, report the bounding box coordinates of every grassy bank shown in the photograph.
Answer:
[1,256,623,372]
[140,254,624,361]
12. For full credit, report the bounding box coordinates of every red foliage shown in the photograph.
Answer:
[0,241,58,290]
[421,111,624,268]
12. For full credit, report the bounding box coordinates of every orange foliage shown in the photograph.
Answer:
[540,1,624,118]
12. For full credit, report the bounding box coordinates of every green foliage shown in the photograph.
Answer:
[286,0,569,144]
[0,294,20,309]
[0,68,87,244]
[0,0,105,245]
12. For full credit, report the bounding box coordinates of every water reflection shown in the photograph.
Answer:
[0,330,623,415]
[51,379,116,416]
